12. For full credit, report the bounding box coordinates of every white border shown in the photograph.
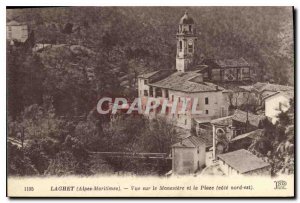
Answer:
[1,1,298,203]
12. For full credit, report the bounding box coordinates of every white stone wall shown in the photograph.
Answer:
[138,78,150,97]
[172,146,206,175]
[7,25,28,42]
[265,94,290,124]
[167,90,229,129]
[218,159,239,175]
[138,87,229,129]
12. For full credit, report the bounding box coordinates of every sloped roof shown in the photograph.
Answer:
[172,135,205,148]
[149,71,224,93]
[232,109,266,127]
[199,133,213,148]
[217,149,270,173]
[230,129,265,142]
[264,90,294,101]
[7,20,26,26]
[211,116,233,126]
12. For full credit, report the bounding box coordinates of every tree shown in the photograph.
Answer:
[248,98,294,176]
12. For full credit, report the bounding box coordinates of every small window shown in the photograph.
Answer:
[185,119,187,125]
[179,41,182,51]
[7,26,11,31]
[189,25,192,32]
[205,97,209,105]
[205,110,209,114]
[197,148,199,154]
[171,95,174,101]
[144,90,148,96]
[156,88,162,97]
[144,80,148,85]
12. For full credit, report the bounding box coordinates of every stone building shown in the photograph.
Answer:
[239,82,294,106]
[217,149,271,176]
[138,11,230,129]
[175,11,198,72]
[172,135,206,175]
[264,90,294,124]
[210,109,267,159]
[6,20,29,44]
[201,58,253,82]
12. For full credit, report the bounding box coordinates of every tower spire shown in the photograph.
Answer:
[176,11,197,72]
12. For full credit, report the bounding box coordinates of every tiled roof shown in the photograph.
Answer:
[210,116,233,126]
[264,90,294,100]
[199,133,213,148]
[230,129,265,142]
[172,135,205,148]
[232,109,266,127]
[217,149,270,173]
[149,71,224,93]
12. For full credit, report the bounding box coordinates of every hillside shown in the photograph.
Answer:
[7,7,294,177]
[7,7,294,85]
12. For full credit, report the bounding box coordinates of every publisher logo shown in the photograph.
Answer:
[274,180,287,190]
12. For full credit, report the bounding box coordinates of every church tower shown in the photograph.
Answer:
[176,11,197,72]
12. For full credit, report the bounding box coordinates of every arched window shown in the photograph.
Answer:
[179,41,182,52]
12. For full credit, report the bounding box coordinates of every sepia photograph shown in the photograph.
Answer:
[6,6,295,197]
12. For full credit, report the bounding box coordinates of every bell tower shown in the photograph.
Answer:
[176,11,197,72]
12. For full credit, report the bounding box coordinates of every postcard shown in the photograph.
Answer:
[6,6,294,197]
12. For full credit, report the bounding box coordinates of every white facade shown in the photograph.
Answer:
[6,23,28,43]
[218,159,240,176]
[138,78,150,97]
[176,12,197,72]
[137,81,229,129]
[137,11,229,129]
[265,92,292,124]
[172,145,206,175]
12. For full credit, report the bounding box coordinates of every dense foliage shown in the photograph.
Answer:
[7,7,294,176]
[248,99,294,175]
